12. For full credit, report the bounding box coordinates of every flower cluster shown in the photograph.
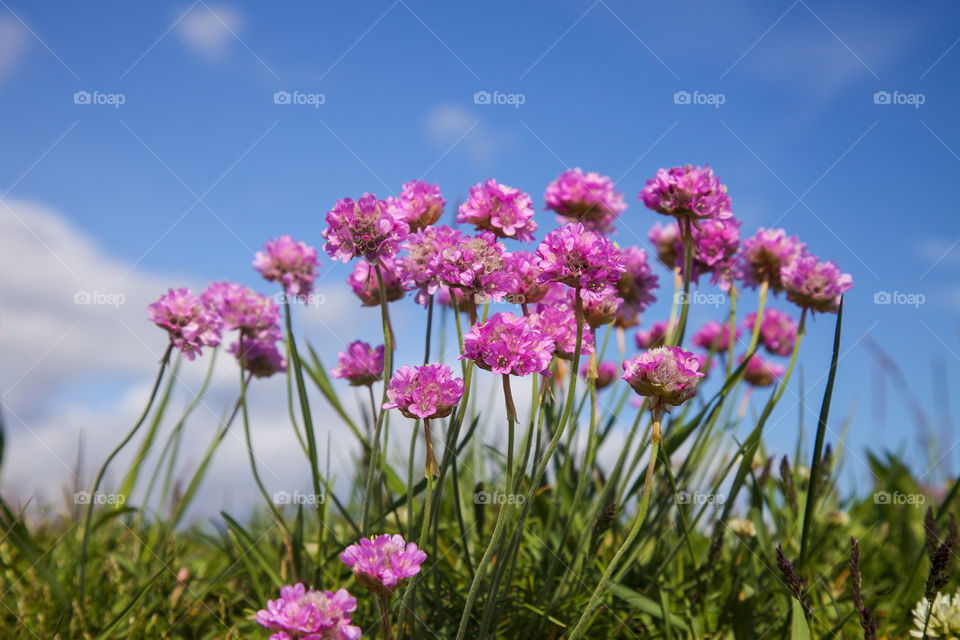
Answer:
[692,319,740,353]
[535,222,625,294]
[386,180,445,231]
[458,178,537,242]
[461,312,555,377]
[544,168,626,233]
[648,218,741,286]
[505,250,550,305]
[530,301,596,360]
[397,225,463,306]
[148,288,223,360]
[622,346,705,407]
[649,222,681,268]
[383,364,464,420]
[339,534,427,596]
[580,360,618,390]
[256,584,361,640]
[231,333,287,378]
[640,165,732,220]
[744,308,797,356]
[912,590,960,638]
[331,341,384,387]
[323,193,409,263]
[635,320,676,349]
[739,228,805,292]
[781,253,853,314]
[436,232,517,302]
[615,246,659,327]
[202,282,286,377]
[254,235,320,297]
[740,354,784,387]
[347,258,406,307]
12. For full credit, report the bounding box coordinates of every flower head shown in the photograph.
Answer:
[535,222,625,294]
[544,168,626,232]
[781,254,853,313]
[256,583,361,640]
[690,217,741,287]
[436,232,517,302]
[331,341,385,387]
[347,258,406,306]
[911,591,960,638]
[738,228,806,292]
[461,312,555,377]
[635,320,677,349]
[148,288,222,360]
[386,180,445,231]
[397,225,463,306]
[383,364,464,420]
[615,246,659,327]
[323,193,409,263]
[743,308,797,356]
[640,165,732,220]
[530,301,596,360]
[740,354,784,387]
[580,361,618,390]
[622,346,705,407]
[648,222,681,268]
[202,281,281,339]
[339,534,427,596]
[581,290,624,329]
[458,178,537,242]
[231,333,286,378]
[254,236,320,297]
[505,250,550,305]
[692,320,741,353]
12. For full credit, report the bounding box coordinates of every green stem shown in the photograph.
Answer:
[672,217,694,346]
[747,278,769,355]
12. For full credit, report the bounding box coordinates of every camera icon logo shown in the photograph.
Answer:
[673,90,691,105]
[474,490,490,504]
[873,91,891,105]
[473,91,491,105]
[74,491,91,504]
[273,91,291,105]
[873,291,891,304]
[874,490,891,504]
[675,491,691,504]
[273,491,291,504]
[74,91,91,105]
[74,290,92,304]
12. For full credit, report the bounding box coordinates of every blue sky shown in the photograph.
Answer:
[1,0,959,508]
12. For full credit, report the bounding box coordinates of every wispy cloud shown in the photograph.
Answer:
[0,17,28,87]
[176,4,244,61]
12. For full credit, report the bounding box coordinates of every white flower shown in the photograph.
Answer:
[911,591,960,638]
[728,517,756,538]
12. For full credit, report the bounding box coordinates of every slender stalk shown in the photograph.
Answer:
[379,594,392,639]
[423,294,434,364]
[747,278,769,354]
[502,374,517,492]
[672,217,694,346]
[726,284,738,379]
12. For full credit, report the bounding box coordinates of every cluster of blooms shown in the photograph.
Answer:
[781,253,853,314]
[202,281,286,377]
[740,354,784,388]
[535,222,625,294]
[635,320,676,349]
[256,584,362,640]
[339,534,427,595]
[646,218,741,287]
[323,193,409,264]
[505,251,550,305]
[397,225,463,306]
[148,288,223,360]
[640,165,732,220]
[615,247,659,327]
[530,300,596,360]
[436,231,518,302]
[461,312,555,376]
[254,235,320,297]
[622,346,705,407]
[912,590,960,638]
[458,178,537,243]
[738,228,805,292]
[580,361,618,390]
[386,180,445,231]
[744,308,797,356]
[347,258,406,306]
[692,320,740,353]
[331,341,385,387]
[383,363,464,420]
[544,168,626,233]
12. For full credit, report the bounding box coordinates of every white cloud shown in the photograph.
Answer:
[0,17,28,88]
[176,4,244,61]
[424,103,514,166]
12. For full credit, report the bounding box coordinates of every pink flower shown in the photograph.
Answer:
[647,218,741,287]
[738,228,806,293]
[383,364,464,420]
[535,222,625,294]
[436,232,517,303]
[347,258,406,307]
[781,253,853,314]
[740,354,785,387]
[458,178,537,242]
[529,302,596,361]
[231,333,286,378]
[743,308,797,356]
[331,341,384,387]
[648,222,681,269]
[323,193,409,263]
[202,281,281,339]
[461,312,555,377]
[580,361,618,390]
[692,320,741,353]
[622,346,705,407]
[505,250,550,305]
[254,236,320,297]
[615,246,659,327]
[581,289,624,329]
[339,533,427,595]
[640,165,732,220]
[544,168,626,233]
[256,583,361,640]
[148,288,222,360]
[386,180,445,231]
[397,225,463,306]
[635,320,677,349]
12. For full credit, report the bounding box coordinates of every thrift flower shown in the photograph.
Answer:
[781,254,853,314]
[738,228,805,292]
[339,533,427,595]
[383,364,464,420]
[622,346,705,407]
[530,302,596,360]
[331,341,385,387]
[692,320,741,353]
[397,225,463,306]
[386,180,445,231]
[505,250,550,305]
[256,583,361,640]
[741,354,785,387]
[461,312,555,377]
[323,193,409,263]
[580,361,618,390]
[544,167,626,232]
[148,288,222,360]
[640,165,732,220]
[581,290,623,329]
[535,222,625,294]
[253,236,320,297]
[458,178,537,242]
[615,246,659,327]
[635,320,677,349]
[232,333,286,378]
[436,232,517,303]
[648,222,681,269]
[202,281,281,339]
[347,258,406,306]
[743,308,797,356]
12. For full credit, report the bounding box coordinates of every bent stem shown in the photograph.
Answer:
[567,402,663,640]
[78,343,172,611]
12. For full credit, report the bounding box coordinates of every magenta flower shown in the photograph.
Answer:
[640,165,732,220]
[535,222,625,294]
[692,320,741,353]
[648,222,681,269]
[331,341,385,387]
[505,250,550,305]
[743,308,797,356]
[615,247,659,327]
[740,354,785,387]
[738,228,806,292]
[386,180,445,231]
[436,232,518,303]
[148,288,222,360]
[461,312,555,377]
[580,361,618,390]
[397,225,463,306]
[347,258,406,307]
[339,534,427,596]
[529,302,596,360]
[581,289,624,329]
[635,320,677,349]
[202,281,281,339]
[544,168,626,232]
[323,193,409,263]
[253,236,320,297]
[458,178,537,243]
[231,333,286,378]
[622,346,705,407]
[256,583,361,640]
[383,364,464,420]
[781,253,853,314]
[690,216,741,287]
